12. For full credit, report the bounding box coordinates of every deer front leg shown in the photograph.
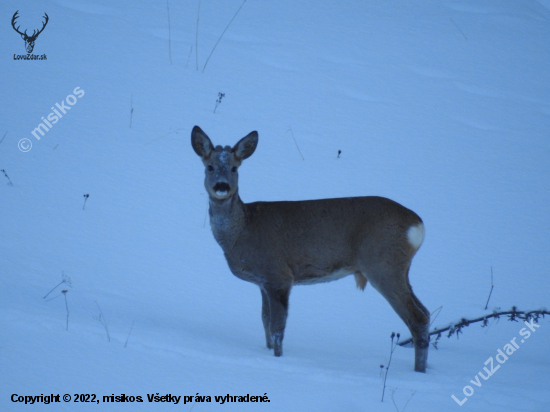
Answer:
[260,288,272,349]
[262,284,291,357]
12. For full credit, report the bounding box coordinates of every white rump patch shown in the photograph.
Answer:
[407,223,425,250]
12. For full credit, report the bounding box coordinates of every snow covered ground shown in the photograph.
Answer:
[1,0,549,410]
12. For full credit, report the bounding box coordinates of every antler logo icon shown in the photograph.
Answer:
[11,11,49,54]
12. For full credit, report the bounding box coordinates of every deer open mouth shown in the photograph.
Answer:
[213,182,231,197]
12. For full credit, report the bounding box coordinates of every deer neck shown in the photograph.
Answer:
[208,191,246,251]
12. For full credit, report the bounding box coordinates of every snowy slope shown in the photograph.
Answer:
[1,0,550,411]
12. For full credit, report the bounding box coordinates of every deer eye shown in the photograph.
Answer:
[231,167,237,173]
[207,165,214,172]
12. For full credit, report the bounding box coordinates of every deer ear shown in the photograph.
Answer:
[191,126,213,159]
[233,131,258,160]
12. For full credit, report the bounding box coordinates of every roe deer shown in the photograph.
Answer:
[191,126,430,372]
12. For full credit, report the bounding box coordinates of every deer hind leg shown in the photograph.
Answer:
[403,287,430,372]
[261,284,291,357]
[364,265,430,372]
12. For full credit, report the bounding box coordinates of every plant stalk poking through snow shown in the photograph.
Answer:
[202,0,247,73]
[83,194,89,210]
[62,290,69,330]
[43,273,72,329]
[43,272,72,299]
[195,0,201,71]
[186,45,193,69]
[129,93,134,129]
[286,127,305,160]
[484,267,494,310]
[391,388,416,412]
[94,301,111,342]
[124,320,135,348]
[450,18,468,41]
[167,0,172,65]
[1,169,14,186]
[398,307,550,348]
[381,332,400,402]
[430,305,443,327]
[213,92,225,113]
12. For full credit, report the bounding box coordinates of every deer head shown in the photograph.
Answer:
[12,11,49,54]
